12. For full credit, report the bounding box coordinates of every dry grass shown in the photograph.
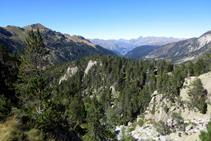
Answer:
[0,117,19,141]
[24,128,43,141]
[0,117,43,141]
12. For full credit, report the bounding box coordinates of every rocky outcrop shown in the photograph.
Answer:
[84,60,97,74]
[116,71,211,141]
[59,66,78,84]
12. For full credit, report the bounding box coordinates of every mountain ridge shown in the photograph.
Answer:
[0,23,115,64]
[145,30,211,63]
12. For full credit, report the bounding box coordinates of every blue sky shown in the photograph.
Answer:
[0,0,211,39]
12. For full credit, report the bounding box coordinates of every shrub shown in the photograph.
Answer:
[128,127,135,132]
[0,95,12,121]
[199,119,211,141]
[154,121,170,135]
[187,78,207,114]
[171,112,184,121]
[164,105,169,113]
[120,127,134,141]
[138,119,145,127]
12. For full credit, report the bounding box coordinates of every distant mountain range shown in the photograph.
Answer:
[1,23,210,64]
[0,23,114,64]
[145,30,211,63]
[89,36,184,55]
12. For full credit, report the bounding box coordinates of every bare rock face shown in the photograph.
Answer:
[59,66,78,84]
[85,60,97,74]
[198,32,211,49]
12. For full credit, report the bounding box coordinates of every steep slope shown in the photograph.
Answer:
[146,30,211,64]
[89,39,122,56]
[116,71,211,141]
[124,45,160,60]
[90,37,183,56]
[0,23,114,64]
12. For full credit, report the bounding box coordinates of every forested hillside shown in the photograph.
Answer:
[124,45,160,60]
[1,29,211,140]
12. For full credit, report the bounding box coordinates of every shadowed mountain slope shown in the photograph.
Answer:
[0,23,115,64]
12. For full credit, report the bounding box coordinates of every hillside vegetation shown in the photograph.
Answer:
[1,28,211,140]
[0,23,114,64]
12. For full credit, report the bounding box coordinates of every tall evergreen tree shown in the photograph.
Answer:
[15,29,65,137]
[16,29,50,114]
[187,78,207,114]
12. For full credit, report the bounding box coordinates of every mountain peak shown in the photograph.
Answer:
[23,23,48,30]
[201,30,211,36]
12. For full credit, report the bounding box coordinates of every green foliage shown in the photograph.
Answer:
[151,99,156,115]
[120,127,134,141]
[124,45,160,60]
[66,93,86,130]
[0,25,114,64]
[0,44,20,92]
[154,121,170,135]
[137,119,145,127]
[0,95,12,121]
[0,44,20,121]
[171,112,184,121]
[128,127,135,132]
[83,95,109,141]
[15,29,68,139]
[187,78,207,114]
[171,112,185,131]
[104,107,118,132]
[16,29,50,103]
[2,28,210,141]
[199,119,211,141]
[163,105,169,113]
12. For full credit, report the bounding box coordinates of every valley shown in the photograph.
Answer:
[0,23,114,64]
[90,36,184,56]
[0,24,211,141]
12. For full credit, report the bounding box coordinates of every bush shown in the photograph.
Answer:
[164,105,169,113]
[138,119,145,127]
[154,121,170,135]
[187,78,207,114]
[128,127,135,132]
[120,127,134,141]
[171,112,184,121]
[0,95,12,121]
[199,119,211,141]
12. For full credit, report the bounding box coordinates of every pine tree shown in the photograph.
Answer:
[187,78,207,114]
[15,29,65,136]
[67,93,86,130]
[84,95,106,140]
[16,29,50,114]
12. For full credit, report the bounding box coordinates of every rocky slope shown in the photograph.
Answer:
[0,23,114,64]
[146,30,211,64]
[116,71,211,141]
